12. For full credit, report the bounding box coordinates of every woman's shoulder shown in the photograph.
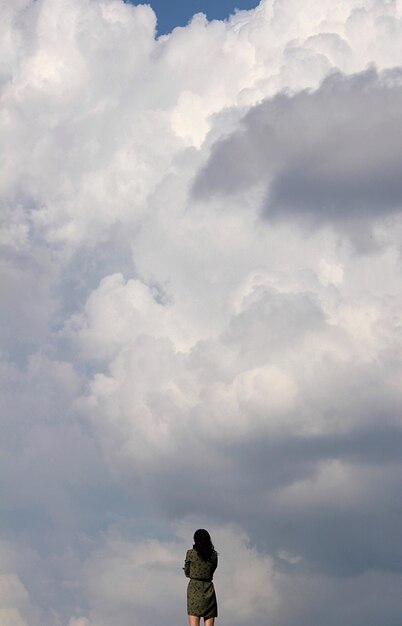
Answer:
[186,548,196,558]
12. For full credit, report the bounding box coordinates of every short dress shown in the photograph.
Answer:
[184,548,218,618]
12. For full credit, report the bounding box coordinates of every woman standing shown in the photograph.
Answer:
[184,529,218,626]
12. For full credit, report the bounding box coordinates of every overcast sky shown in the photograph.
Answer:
[1,1,402,625]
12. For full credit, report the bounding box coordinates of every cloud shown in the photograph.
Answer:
[194,66,402,247]
[77,524,278,626]
[67,619,92,626]
[0,572,41,626]
[2,0,402,625]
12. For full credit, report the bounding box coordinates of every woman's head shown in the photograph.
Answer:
[193,529,214,561]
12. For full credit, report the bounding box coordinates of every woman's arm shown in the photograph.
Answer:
[183,551,191,578]
[211,552,218,574]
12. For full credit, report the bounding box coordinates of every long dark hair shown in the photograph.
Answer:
[193,529,215,561]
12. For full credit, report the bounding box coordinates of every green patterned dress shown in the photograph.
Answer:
[184,548,218,618]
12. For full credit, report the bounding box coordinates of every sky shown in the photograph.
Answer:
[128,0,260,35]
[1,1,402,625]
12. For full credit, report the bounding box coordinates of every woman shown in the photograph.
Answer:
[184,529,218,626]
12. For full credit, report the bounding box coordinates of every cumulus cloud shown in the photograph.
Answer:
[2,0,402,625]
[76,524,278,626]
[0,569,41,626]
[194,66,402,248]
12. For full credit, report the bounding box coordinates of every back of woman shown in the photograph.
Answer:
[184,529,218,626]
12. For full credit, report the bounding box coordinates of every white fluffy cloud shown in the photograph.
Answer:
[0,549,42,626]
[2,0,402,625]
[76,524,278,626]
[194,66,402,251]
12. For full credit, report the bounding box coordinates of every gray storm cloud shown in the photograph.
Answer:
[194,66,402,247]
[1,0,402,625]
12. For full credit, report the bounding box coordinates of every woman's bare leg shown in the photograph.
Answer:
[188,616,200,626]
[204,619,215,626]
